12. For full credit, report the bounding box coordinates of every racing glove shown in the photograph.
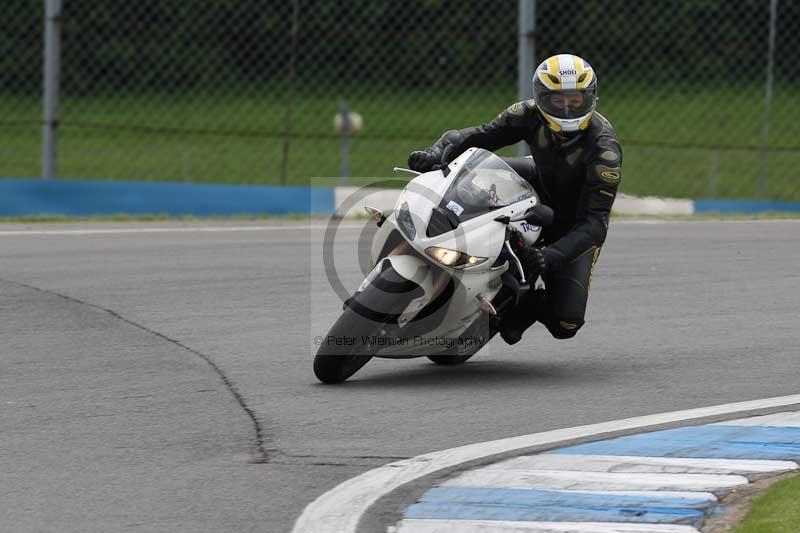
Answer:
[518,246,566,280]
[516,246,549,280]
[409,130,466,172]
[408,147,443,172]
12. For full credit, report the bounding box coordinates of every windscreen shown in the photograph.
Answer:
[439,149,534,222]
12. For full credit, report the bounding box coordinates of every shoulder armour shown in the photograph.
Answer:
[498,100,538,130]
[506,99,537,116]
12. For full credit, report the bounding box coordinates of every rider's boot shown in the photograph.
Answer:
[499,288,548,345]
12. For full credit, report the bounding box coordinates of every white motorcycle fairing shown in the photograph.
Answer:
[357,148,543,357]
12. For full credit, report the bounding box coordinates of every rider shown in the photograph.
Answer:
[408,54,622,345]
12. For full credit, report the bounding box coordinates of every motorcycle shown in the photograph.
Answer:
[314,148,553,383]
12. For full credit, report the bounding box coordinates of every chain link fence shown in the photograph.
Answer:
[2,0,798,200]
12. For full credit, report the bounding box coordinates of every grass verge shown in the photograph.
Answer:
[734,475,800,533]
[2,84,799,200]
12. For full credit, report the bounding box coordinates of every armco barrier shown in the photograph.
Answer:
[0,179,335,217]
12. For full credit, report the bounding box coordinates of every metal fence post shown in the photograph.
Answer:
[759,0,779,201]
[279,0,300,186]
[517,0,536,156]
[42,0,63,179]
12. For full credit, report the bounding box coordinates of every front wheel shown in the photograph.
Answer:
[313,306,378,383]
[314,265,424,383]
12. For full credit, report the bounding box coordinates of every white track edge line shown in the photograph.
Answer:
[291,394,800,533]
[1,218,798,236]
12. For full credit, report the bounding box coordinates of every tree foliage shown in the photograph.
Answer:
[2,0,798,95]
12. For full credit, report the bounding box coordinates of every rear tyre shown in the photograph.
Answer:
[426,314,495,365]
[427,353,475,365]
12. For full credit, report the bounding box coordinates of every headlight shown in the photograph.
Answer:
[463,255,487,267]
[427,247,462,266]
[425,247,487,269]
[396,202,416,240]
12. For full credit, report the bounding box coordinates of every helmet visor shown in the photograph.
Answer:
[537,89,596,119]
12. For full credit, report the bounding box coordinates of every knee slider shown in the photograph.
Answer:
[551,319,585,339]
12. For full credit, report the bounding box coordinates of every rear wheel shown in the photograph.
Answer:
[427,353,475,365]
[426,314,495,365]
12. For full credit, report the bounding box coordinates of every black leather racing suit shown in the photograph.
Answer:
[427,99,622,340]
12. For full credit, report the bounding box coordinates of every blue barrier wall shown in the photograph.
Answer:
[2,178,799,217]
[694,199,800,214]
[0,179,335,216]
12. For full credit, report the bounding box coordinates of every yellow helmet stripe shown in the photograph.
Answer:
[538,71,560,90]
[575,56,585,75]
[538,57,561,90]
[576,69,594,89]
[540,110,563,132]
[547,55,559,75]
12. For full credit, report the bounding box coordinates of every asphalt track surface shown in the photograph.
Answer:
[1,219,799,532]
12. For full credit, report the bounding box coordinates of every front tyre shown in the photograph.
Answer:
[314,265,424,384]
[313,307,377,383]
